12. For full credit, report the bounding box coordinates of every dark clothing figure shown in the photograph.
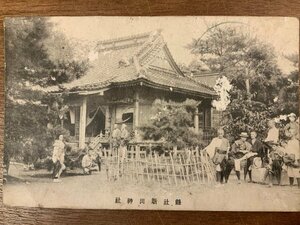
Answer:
[245,139,264,181]
[96,155,101,171]
[224,136,252,183]
[263,147,284,186]
[52,161,62,179]
[250,139,264,156]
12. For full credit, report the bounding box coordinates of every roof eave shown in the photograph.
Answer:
[111,78,217,99]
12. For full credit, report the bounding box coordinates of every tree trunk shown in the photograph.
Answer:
[245,67,251,100]
[246,78,250,96]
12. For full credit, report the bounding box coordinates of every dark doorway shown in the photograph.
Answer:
[86,109,106,137]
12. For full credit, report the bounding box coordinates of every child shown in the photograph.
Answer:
[283,128,300,187]
[285,113,299,139]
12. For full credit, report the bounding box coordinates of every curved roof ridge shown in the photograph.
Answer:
[97,31,152,45]
[134,30,163,58]
[133,31,185,78]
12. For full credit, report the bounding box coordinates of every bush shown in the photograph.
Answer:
[23,125,71,167]
[140,99,204,150]
[33,157,53,171]
[47,125,71,142]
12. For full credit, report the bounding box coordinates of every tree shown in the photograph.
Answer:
[272,53,299,115]
[4,17,88,171]
[139,99,204,151]
[187,25,294,139]
[187,25,281,100]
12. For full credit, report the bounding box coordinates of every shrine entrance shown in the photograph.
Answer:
[86,108,106,138]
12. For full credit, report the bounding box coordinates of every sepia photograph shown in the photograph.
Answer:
[3,16,299,211]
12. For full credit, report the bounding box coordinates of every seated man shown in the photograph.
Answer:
[225,132,252,184]
[244,131,264,182]
[82,149,98,175]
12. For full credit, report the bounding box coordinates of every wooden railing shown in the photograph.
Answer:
[69,129,217,155]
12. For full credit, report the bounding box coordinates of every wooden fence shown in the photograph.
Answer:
[102,150,216,186]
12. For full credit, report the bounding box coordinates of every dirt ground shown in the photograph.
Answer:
[3,163,300,211]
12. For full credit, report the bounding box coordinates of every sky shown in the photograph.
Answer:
[51,16,299,74]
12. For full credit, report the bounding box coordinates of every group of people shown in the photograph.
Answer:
[51,123,131,182]
[52,136,101,182]
[205,113,300,187]
[81,123,130,175]
[111,123,130,160]
[51,114,299,186]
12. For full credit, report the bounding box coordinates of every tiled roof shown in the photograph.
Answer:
[144,68,216,97]
[48,31,216,97]
[63,46,139,91]
[192,72,220,88]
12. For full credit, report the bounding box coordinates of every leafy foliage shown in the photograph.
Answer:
[140,99,203,149]
[187,26,280,80]
[4,17,87,167]
[187,25,298,139]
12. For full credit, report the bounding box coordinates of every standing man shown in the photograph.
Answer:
[120,124,130,160]
[111,124,121,156]
[225,132,252,184]
[120,124,130,143]
[52,135,66,183]
[263,119,280,187]
[204,128,230,185]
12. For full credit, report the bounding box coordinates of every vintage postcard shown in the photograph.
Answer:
[3,16,300,211]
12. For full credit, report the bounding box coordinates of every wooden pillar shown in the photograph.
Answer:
[75,107,80,140]
[210,107,214,128]
[79,97,87,149]
[110,105,116,134]
[105,106,110,130]
[133,91,140,129]
[194,107,199,134]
